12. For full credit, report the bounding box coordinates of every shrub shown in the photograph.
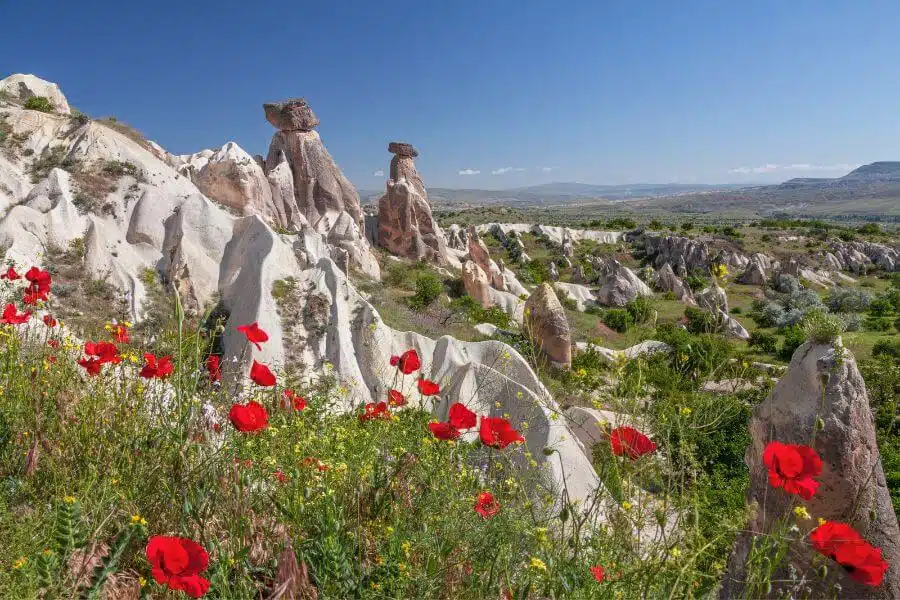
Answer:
[730,306,742,314]
[779,325,807,360]
[409,273,443,310]
[648,219,664,231]
[606,217,636,229]
[787,289,825,313]
[625,296,653,325]
[681,222,694,231]
[868,295,894,317]
[655,323,734,383]
[864,316,893,332]
[101,160,141,179]
[839,312,862,332]
[748,331,778,354]
[873,339,900,359]
[774,274,800,294]
[749,300,784,328]
[559,295,579,311]
[721,225,742,238]
[23,96,54,112]
[28,145,82,183]
[857,223,881,235]
[684,272,709,292]
[803,311,842,344]
[602,308,634,333]
[826,288,872,313]
[684,306,720,334]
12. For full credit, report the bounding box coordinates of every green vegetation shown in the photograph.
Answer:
[408,272,444,310]
[23,96,54,113]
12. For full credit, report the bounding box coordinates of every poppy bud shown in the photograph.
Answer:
[542,447,555,456]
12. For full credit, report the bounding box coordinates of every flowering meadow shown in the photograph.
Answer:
[0,265,892,599]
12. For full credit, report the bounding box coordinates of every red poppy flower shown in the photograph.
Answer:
[24,267,51,301]
[283,389,307,411]
[388,389,407,407]
[429,421,461,440]
[302,457,330,472]
[273,469,288,483]
[473,491,501,518]
[47,339,60,349]
[228,400,269,432]
[396,349,421,375]
[590,565,605,583]
[84,341,121,364]
[479,417,524,449]
[359,401,391,422]
[113,324,129,344]
[417,378,440,396]
[205,355,221,382]
[810,521,888,587]
[237,322,268,351]
[145,535,210,598]
[140,353,174,379]
[389,355,400,366]
[42,314,57,327]
[762,441,823,500]
[1,266,20,280]
[249,360,276,386]
[448,403,477,430]
[609,426,657,460]
[2,303,30,325]
[77,358,103,376]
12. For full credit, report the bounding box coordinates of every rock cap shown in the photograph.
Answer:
[388,142,418,157]
[263,98,319,132]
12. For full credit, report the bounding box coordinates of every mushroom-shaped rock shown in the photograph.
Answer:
[263,97,320,132]
[376,142,449,265]
[0,74,71,114]
[721,341,900,598]
[524,283,572,368]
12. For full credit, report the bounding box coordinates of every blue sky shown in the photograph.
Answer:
[3,0,899,189]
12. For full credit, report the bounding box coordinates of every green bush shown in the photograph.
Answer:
[606,217,636,229]
[23,96,54,113]
[681,222,694,231]
[803,311,842,343]
[684,306,720,334]
[779,325,806,360]
[625,296,654,325]
[748,330,778,354]
[408,273,443,310]
[684,272,709,292]
[873,339,900,359]
[648,219,664,231]
[857,222,881,235]
[655,323,734,385]
[602,308,634,333]
[864,316,893,332]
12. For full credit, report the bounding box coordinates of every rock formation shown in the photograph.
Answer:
[262,97,379,279]
[697,284,728,313]
[828,240,900,273]
[462,260,492,308]
[190,142,282,220]
[445,224,468,251]
[653,263,696,305]
[376,142,450,265]
[721,341,900,598]
[476,223,624,246]
[0,73,71,114]
[595,259,653,306]
[554,281,596,312]
[641,234,710,275]
[738,254,768,286]
[524,283,572,368]
[548,261,559,281]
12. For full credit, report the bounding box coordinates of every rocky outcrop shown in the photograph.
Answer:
[653,263,696,305]
[697,284,728,313]
[376,142,449,265]
[0,73,71,114]
[828,240,900,273]
[738,253,769,286]
[722,341,900,598]
[641,234,710,275]
[574,340,671,364]
[524,283,572,367]
[554,281,596,312]
[595,260,653,306]
[462,260,492,308]
[476,223,624,246]
[718,310,750,340]
[263,97,378,279]
[548,262,559,282]
[445,224,468,251]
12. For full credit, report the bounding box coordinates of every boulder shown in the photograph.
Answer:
[192,142,279,220]
[554,281,596,312]
[0,73,71,114]
[524,283,572,367]
[263,97,319,132]
[721,341,900,598]
[718,309,750,340]
[376,142,449,265]
[573,264,586,284]
[445,223,467,251]
[738,261,767,286]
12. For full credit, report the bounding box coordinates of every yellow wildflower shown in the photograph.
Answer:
[139,576,146,587]
[680,406,692,416]
[12,557,27,569]
[818,517,827,527]
[794,506,811,520]
[63,496,76,504]
[622,501,632,511]
[528,557,547,571]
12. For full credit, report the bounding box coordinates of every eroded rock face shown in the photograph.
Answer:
[641,234,710,275]
[376,142,449,265]
[596,260,652,306]
[829,240,900,273]
[697,284,728,313]
[0,73,71,114]
[192,142,277,219]
[524,283,572,367]
[653,263,696,305]
[721,342,900,598]
[738,258,768,286]
[462,259,492,308]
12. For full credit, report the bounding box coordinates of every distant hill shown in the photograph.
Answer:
[634,162,900,219]
[360,181,746,208]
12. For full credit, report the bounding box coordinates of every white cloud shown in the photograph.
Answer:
[539,166,558,172]
[458,169,480,175]
[373,169,385,177]
[729,163,858,175]
[491,167,526,175]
